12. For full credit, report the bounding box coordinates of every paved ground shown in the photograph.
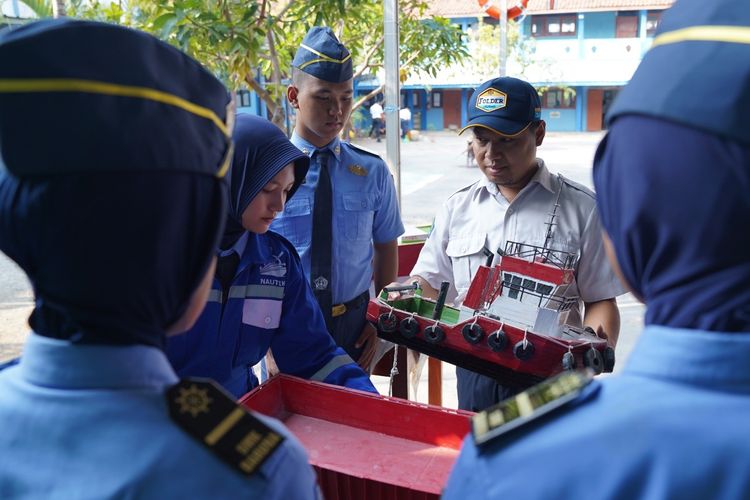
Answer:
[0,129,644,409]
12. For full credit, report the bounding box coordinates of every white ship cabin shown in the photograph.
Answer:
[484,243,580,337]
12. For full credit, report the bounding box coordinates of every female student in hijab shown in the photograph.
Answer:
[167,113,377,398]
[444,1,750,497]
[0,19,318,499]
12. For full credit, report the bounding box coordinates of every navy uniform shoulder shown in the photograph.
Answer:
[265,230,301,261]
[471,370,600,448]
[166,378,286,477]
[559,175,595,200]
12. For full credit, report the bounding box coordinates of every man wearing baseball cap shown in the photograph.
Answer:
[408,76,625,411]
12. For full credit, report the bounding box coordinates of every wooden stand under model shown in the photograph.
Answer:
[367,238,615,389]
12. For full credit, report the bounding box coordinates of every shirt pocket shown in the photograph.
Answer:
[274,197,312,248]
[340,192,377,241]
[232,298,281,369]
[445,233,487,293]
[242,298,282,329]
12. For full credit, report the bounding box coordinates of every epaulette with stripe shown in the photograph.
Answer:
[167,378,284,476]
[472,370,599,447]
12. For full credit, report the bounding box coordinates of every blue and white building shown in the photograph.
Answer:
[359,0,673,132]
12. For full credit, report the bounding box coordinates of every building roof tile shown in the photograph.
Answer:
[428,0,673,17]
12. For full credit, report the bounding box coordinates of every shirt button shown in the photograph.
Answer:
[264,317,271,325]
[507,208,514,214]
[361,201,367,208]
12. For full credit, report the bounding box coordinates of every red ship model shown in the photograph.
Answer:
[367,196,615,389]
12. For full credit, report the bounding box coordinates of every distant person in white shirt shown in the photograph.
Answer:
[368,100,384,142]
[399,106,412,140]
[403,76,625,412]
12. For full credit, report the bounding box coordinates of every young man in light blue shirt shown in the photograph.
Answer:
[272,27,404,370]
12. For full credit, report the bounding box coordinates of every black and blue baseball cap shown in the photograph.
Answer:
[292,27,353,83]
[460,76,542,137]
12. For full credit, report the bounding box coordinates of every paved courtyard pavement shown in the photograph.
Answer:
[0,129,644,409]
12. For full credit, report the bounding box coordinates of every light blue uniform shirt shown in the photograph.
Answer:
[0,334,320,499]
[271,134,404,304]
[443,325,750,499]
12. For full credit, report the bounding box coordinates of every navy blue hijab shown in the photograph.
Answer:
[0,20,232,348]
[222,114,309,249]
[594,115,750,332]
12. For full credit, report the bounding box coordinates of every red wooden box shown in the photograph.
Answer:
[239,375,472,499]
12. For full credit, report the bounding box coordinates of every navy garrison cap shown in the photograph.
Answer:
[292,27,353,83]
[607,0,750,144]
[0,19,231,349]
[460,77,542,137]
[0,18,233,178]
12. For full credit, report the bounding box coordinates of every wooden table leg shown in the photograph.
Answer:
[428,356,442,406]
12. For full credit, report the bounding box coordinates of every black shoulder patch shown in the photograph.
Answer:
[167,378,285,476]
[472,369,598,447]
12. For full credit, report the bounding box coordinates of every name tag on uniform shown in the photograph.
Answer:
[242,299,282,329]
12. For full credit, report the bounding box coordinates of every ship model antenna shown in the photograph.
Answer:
[542,175,565,261]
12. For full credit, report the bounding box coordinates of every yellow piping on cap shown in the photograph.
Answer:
[298,43,352,65]
[0,78,233,178]
[652,25,750,49]
[216,142,233,179]
[0,78,230,137]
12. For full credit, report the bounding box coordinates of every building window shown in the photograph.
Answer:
[646,11,662,36]
[413,91,420,107]
[431,91,442,108]
[540,88,575,109]
[236,90,252,107]
[615,11,639,38]
[531,15,577,37]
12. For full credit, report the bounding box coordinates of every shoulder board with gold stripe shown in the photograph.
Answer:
[167,378,284,476]
[472,369,599,447]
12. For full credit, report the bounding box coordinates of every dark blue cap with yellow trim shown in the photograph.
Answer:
[460,77,542,137]
[292,27,353,83]
[0,19,231,349]
[0,19,233,178]
[606,0,750,144]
